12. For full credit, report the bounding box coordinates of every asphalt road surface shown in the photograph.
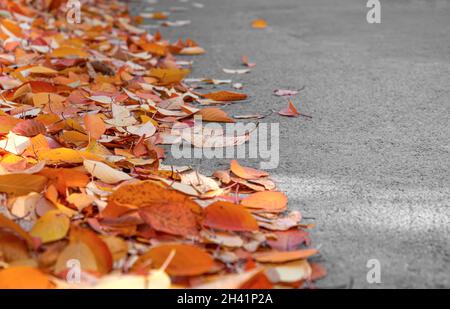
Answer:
[131,0,450,288]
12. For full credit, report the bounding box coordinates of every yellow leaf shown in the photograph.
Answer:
[50,47,88,58]
[37,148,102,164]
[149,68,190,85]
[30,210,70,244]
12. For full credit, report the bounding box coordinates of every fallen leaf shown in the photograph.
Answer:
[267,230,311,251]
[0,214,35,247]
[252,19,268,29]
[132,244,213,276]
[223,68,251,74]
[149,68,190,85]
[241,191,288,213]
[254,249,318,263]
[84,114,106,140]
[0,174,47,196]
[278,99,301,117]
[195,268,263,289]
[203,201,258,232]
[30,210,70,244]
[203,91,248,102]
[55,226,113,275]
[230,160,269,180]
[197,107,235,123]
[273,89,300,97]
[0,267,54,289]
[265,260,312,283]
[0,230,30,262]
[83,160,132,184]
[139,202,200,237]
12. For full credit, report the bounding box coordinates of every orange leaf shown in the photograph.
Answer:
[230,160,268,180]
[132,244,213,276]
[197,107,235,123]
[0,214,35,247]
[106,181,202,214]
[0,267,53,289]
[39,168,89,194]
[253,249,318,263]
[252,19,268,29]
[83,114,106,140]
[203,91,248,102]
[149,68,190,85]
[50,46,88,58]
[0,19,24,38]
[139,202,200,237]
[140,42,167,56]
[0,230,30,262]
[203,201,258,232]
[0,174,48,196]
[0,115,21,134]
[56,226,113,275]
[278,99,300,117]
[241,191,288,213]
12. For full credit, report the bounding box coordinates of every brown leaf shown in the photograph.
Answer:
[0,231,30,262]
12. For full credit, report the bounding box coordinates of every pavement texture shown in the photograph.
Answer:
[130,0,450,288]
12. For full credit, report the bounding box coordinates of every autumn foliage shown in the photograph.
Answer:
[0,0,325,289]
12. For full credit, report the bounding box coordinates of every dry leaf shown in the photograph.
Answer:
[230,160,269,180]
[197,107,235,123]
[83,160,132,184]
[254,249,318,263]
[203,91,248,102]
[132,244,213,276]
[84,114,106,140]
[252,19,268,29]
[0,174,47,196]
[241,191,288,213]
[0,267,54,289]
[203,201,258,232]
[30,210,70,244]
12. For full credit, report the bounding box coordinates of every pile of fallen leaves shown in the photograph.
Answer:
[0,0,325,289]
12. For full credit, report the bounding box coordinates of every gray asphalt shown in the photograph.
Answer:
[131,0,450,288]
